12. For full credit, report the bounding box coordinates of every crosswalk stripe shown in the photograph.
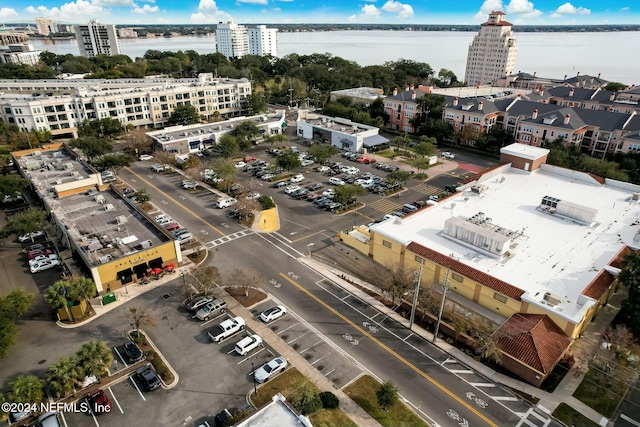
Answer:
[206,230,254,247]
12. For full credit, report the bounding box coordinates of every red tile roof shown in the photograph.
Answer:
[582,270,615,300]
[406,242,525,300]
[495,314,571,374]
[609,245,632,269]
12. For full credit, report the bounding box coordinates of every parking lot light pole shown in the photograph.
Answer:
[251,362,258,396]
[121,276,128,294]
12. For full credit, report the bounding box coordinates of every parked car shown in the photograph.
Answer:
[175,232,194,244]
[195,298,227,321]
[328,177,345,186]
[272,181,288,188]
[29,254,59,267]
[35,412,61,427]
[182,180,198,190]
[284,185,301,194]
[86,389,112,414]
[18,230,46,242]
[26,248,54,260]
[289,174,305,183]
[307,182,323,191]
[136,365,161,391]
[316,165,330,173]
[301,159,315,167]
[156,217,174,226]
[22,242,53,253]
[30,258,61,273]
[234,334,263,356]
[123,340,143,362]
[322,189,336,198]
[165,222,181,232]
[123,187,136,196]
[441,152,455,159]
[243,156,257,162]
[356,156,376,164]
[139,154,154,161]
[152,163,168,172]
[259,306,287,323]
[260,173,275,181]
[254,357,288,383]
[186,295,213,312]
[235,161,246,168]
[246,192,260,200]
[216,198,237,209]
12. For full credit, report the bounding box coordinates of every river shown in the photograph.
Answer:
[29,31,640,85]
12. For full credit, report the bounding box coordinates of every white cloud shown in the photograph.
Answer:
[24,0,109,22]
[620,6,630,11]
[190,0,232,23]
[474,0,540,20]
[92,0,133,6]
[362,4,381,18]
[381,0,414,18]
[190,12,207,22]
[0,7,18,19]
[364,0,377,2]
[474,0,503,19]
[275,0,294,2]
[236,0,268,4]
[553,2,591,16]
[132,3,159,13]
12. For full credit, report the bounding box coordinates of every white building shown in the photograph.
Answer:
[216,21,248,59]
[0,73,251,137]
[75,20,121,58]
[117,28,138,39]
[0,44,42,66]
[465,11,517,87]
[248,25,278,57]
[35,18,55,36]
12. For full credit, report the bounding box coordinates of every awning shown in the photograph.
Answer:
[363,134,390,148]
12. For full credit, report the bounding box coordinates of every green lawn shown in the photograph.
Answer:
[344,375,429,427]
[249,368,356,427]
[552,403,600,427]
[573,367,626,418]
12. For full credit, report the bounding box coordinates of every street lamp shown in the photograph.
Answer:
[409,261,424,331]
[251,362,258,397]
[121,275,128,294]
[306,243,314,257]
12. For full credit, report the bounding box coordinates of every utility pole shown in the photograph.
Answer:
[433,254,456,343]
[409,261,424,331]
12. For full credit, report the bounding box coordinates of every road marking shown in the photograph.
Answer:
[470,383,496,388]
[290,229,327,243]
[129,376,146,401]
[492,396,519,402]
[403,333,414,341]
[108,387,124,414]
[59,412,69,427]
[620,414,640,427]
[299,340,324,354]
[324,368,336,376]
[276,323,297,335]
[113,347,128,367]
[89,405,99,426]
[237,347,266,364]
[200,313,226,327]
[450,369,474,374]
[273,232,293,243]
[124,167,225,237]
[279,272,497,427]
[287,330,310,344]
[311,355,328,365]
[442,357,457,364]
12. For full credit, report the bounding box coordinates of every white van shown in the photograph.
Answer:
[289,174,305,183]
[216,198,237,209]
[329,177,345,186]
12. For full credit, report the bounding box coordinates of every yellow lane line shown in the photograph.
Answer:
[279,272,498,427]
[291,229,327,243]
[125,167,225,237]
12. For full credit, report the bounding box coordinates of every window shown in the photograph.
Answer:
[493,292,507,303]
[451,273,463,283]
[382,240,392,248]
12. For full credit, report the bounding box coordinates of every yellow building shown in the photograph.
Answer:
[14,144,181,294]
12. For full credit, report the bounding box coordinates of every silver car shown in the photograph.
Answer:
[254,357,288,383]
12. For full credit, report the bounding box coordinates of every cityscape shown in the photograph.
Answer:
[0,2,639,427]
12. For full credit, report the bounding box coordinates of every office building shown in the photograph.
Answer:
[216,21,248,59]
[465,11,518,87]
[117,28,138,39]
[35,18,55,36]
[248,25,278,57]
[57,24,74,33]
[0,44,42,66]
[75,20,121,58]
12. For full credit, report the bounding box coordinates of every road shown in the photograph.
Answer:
[118,158,564,427]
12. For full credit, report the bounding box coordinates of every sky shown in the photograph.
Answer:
[0,0,637,26]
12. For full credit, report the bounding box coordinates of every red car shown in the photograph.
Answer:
[86,389,111,414]
[165,222,180,232]
[356,156,376,164]
[243,156,257,162]
[26,249,53,260]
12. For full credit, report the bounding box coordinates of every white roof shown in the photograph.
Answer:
[372,164,640,324]
[234,394,311,427]
[500,143,550,161]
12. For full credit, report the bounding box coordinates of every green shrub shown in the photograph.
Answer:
[320,391,340,409]
[258,195,275,210]
[150,356,169,380]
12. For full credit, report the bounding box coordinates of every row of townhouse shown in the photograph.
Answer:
[0,73,251,138]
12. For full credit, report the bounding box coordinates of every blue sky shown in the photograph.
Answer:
[0,0,636,25]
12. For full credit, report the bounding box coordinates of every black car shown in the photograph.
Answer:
[307,182,323,191]
[136,365,161,391]
[123,340,143,363]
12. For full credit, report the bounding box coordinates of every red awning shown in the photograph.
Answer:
[164,264,175,270]
[151,267,163,275]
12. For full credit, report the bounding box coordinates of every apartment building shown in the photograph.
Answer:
[0,73,252,138]
[465,11,517,87]
[496,72,609,91]
[57,24,74,33]
[330,87,384,105]
[248,25,278,57]
[383,84,428,133]
[75,20,121,58]
[216,21,248,59]
[117,27,138,39]
[0,44,42,66]
[0,33,30,45]
[339,145,637,385]
[35,18,55,36]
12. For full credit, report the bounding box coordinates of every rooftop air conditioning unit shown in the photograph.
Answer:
[633,192,640,201]
[104,203,115,211]
[116,215,127,224]
[95,194,105,204]
[544,292,562,305]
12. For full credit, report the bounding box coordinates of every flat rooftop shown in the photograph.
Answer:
[331,87,385,99]
[234,394,309,427]
[18,148,170,266]
[372,164,640,323]
[299,113,375,135]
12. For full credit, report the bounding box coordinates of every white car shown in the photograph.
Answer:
[284,185,301,194]
[260,173,275,181]
[254,357,288,383]
[156,216,174,226]
[216,198,237,209]
[175,232,193,244]
[301,159,315,167]
[289,174,305,183]
[29,254,59,267]
[139,154,154,161]
[152,163,168,172]
[235,161,246,168]
[234,334,263,356]
[30,258,61,273]
[322,188,336,198]
[182,180,198,190]
[246,192,261,200]
[18,231,45,242]
[259,306,287,322]
[316,165,330,173]
[441,152,455,159]
[329,177,345,186]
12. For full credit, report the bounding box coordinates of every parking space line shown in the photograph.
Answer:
[113,347,128,367]
[324,368,336,376]
[237,347,266,364]
[299,340,324,354]
[403,333,414,341]
[287,331,310,344]
[89,408,99,426]
[450,369,474,374]
[276,323,298,335]
[108,387,124,414]
[370,313,380,321]
[129,376,146,401]
[200,313,226,327]
[311,355,328,365]
[59,412,69,427]
[227,348,237,355]
[471,383,496,388]
[341,294,351,301]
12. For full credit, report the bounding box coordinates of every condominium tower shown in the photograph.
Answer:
[75,20,121,58]
[216,22,278,59]
[465,11,517,87]
[35,17,55,36]
[248,25,278,57]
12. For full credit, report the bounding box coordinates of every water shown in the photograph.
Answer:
[29,31,640,84]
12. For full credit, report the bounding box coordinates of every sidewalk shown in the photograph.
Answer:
[299,256,614,427]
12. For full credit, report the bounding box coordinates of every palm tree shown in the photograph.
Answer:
[76,340,113,378]
[9,375,44,404]
[46,356,82,398]
[477,335,503,365]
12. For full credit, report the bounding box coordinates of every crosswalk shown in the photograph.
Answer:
[205,229,254,248]
[410,183,443,196]
[366,199,404,214]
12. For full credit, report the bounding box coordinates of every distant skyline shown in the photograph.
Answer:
[0,0,637,26]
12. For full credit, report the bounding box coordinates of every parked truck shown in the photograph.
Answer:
[207,316,245,342]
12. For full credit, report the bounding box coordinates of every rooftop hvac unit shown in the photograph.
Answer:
[104,203,115,211]
[95,194,105,204]
[31,151,41,156]
[471,184,488,194]
[64,162,74,170]
[544,292,562,305]
[87,187,98,195]
[633,192,640,201]
[53,152,63,158]
[116,215,127,224]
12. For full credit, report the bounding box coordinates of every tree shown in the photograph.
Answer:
[2,208,46,241]
[235,197,261,222]
[413,137,437,157]
[133,188,151,205]
[78,118,124,140]
[0,175,28,201]
[229,267,264,297]
[46,356,81,398]
[289,378,322,415]
[387,170,413,187]
[0,288,34,321]
[215,134,239,158]
[0,317,18,359]
[277,149,302,172]
[230,120,260,151]
[75,340,113,378]
[190,265,220,296]
[128,307,155,336]
[455,124,480,146]
[604,82,627,92]
[45,277,96,310]
[154,150,176,167]
[307,144,339,165]
[69,136,113,161]
[376,380,398,411]
[619,250,640,336]
[366,263,416,304]
[167,104,200,126]
[9,375,44,404]
[93,153,134,175]
[123,129,152,155]
[476,127,514,154]
[476,335,503,365]
[333,184,366,207]
[393,134,411,151]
